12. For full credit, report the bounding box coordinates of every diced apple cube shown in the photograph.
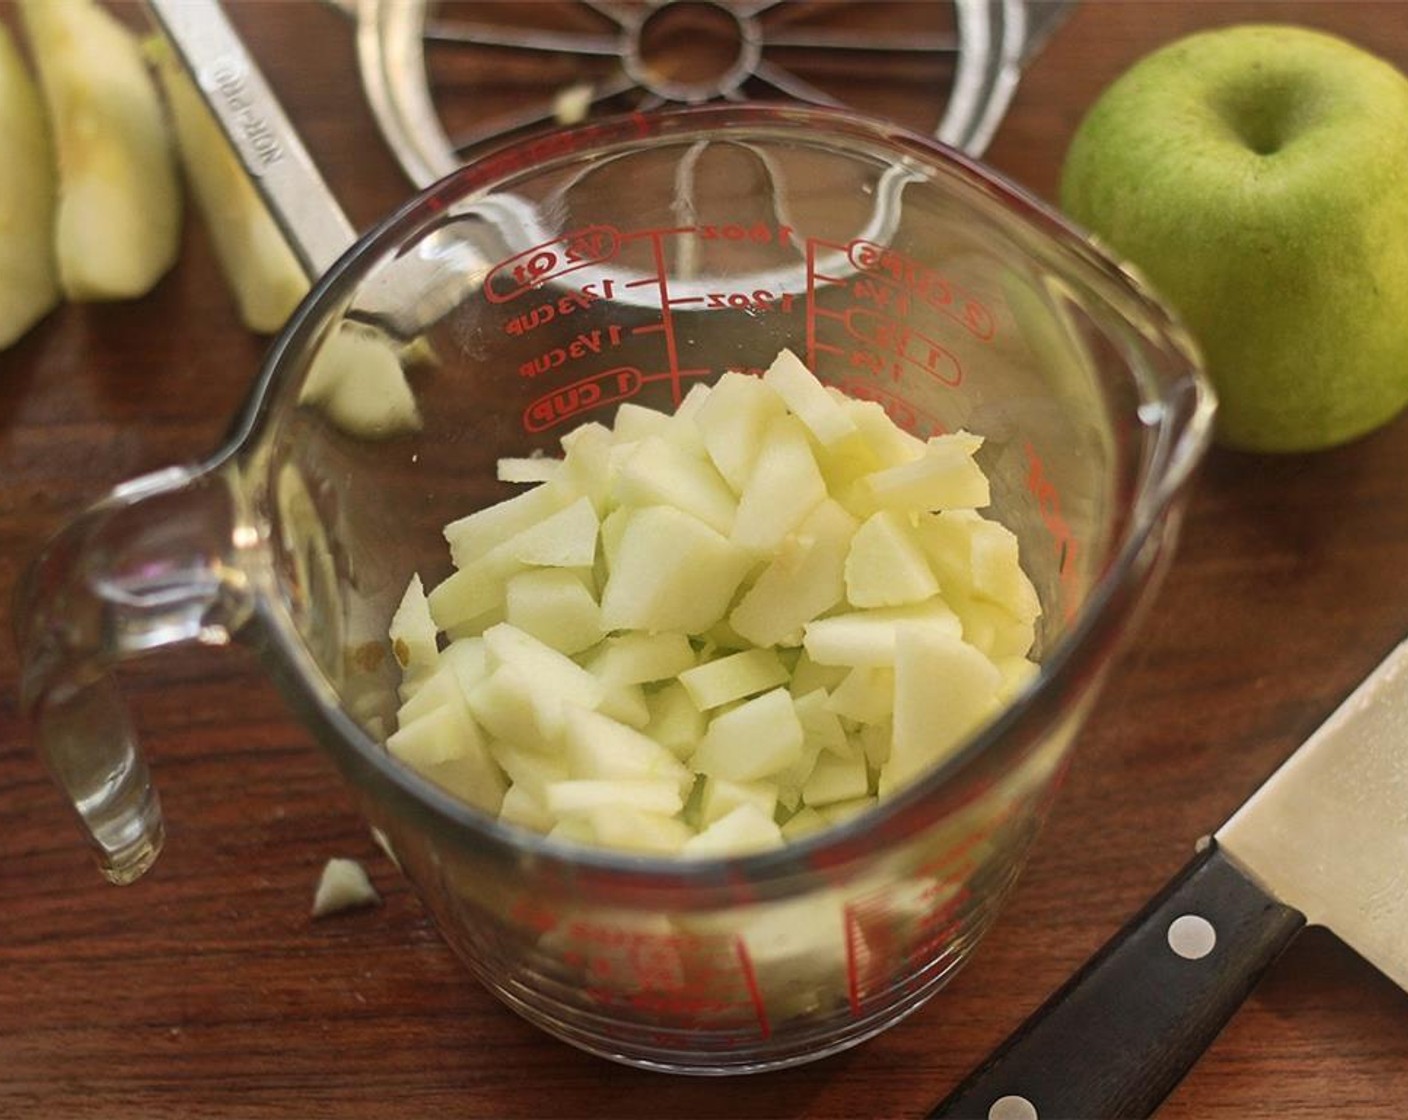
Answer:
[585,631,696,685]
[599,506,754,634]
[969,520,1042,624]
[490,740,568,801]
[846,398,928,467]
[825,666,894,725]
[545,778,685,817]
[788,651,849,696]
[949,592,1037,660]
[613,435,738,536]
[505,567,604,655]
[497,454,562,485]
[762,348,857,448]
[681,804,784,858]
[611,401,674,442]
[503,495,599,568]
[644,680,706,759]
[695,371,788,492]
[690,688,804,782]
[598,680,650,728]
[791,688,850,757]
[732,415,828,553]
[802,601,962,667]
[562,707,692,792]
[862,432,990,512]
[588,809,693,856]
[814,796,877,826]
[801,753,870,807]
[440,636,489,696]
[466,666,549,748]
[388,573,440,692]
[857,722,892,770]
[559,421,614,514]
[484,623,603,704]
[443,479,575,567]
[679,648,789,710]
[729,500,857,648]
[697,776,778,827]
[427,547,528,632]
[844,511,940,608]
[387,703,505,813]
[498,784,555,832]
[883,625,1002,795]
[780,806,827,841]
[396,665,460,724]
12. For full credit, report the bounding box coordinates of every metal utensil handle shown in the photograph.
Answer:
[145,0,358,279]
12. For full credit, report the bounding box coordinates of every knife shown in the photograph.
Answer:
[932,638,1408,1120]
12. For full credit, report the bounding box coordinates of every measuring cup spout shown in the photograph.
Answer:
[15,466,257,884]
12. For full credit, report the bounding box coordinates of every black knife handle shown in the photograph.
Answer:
[930,842,1306,1120]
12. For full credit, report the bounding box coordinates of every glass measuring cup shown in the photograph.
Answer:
[15,0,1214,1074]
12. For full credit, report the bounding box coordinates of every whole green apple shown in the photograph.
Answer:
[1060,24,1408,452]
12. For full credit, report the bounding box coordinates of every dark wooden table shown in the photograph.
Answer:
[4,2,1408,1116]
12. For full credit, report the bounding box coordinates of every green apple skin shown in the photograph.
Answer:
[1061,24,1408,453]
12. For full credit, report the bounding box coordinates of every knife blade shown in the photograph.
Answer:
[932,637,1408,1120]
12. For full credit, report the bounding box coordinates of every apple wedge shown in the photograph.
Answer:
[0,24,59,348]
[20,0,182,300]
[148,35,308,333]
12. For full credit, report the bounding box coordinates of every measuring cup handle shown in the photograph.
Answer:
[15,465,256,884]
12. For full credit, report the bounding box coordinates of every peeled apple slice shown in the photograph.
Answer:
[148,36,308,333]
[21,0,182,300]
[0,24,59,349]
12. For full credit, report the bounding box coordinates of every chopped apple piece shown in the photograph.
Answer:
[860,432,990,512]
[844,510,940,608]
[586,632,696,685]
[497,454,562,485]
[505,495,599,567]
[21,0,181,300]
[599,506,754,634]
[825,666,894,725]
[561,707,692,791]
[498,784,555,832]
[490,741,567,801]
[732,415,828,552]
[426,546,528,632]
[504,568,604,655]
[148,36,306,332]
[613,435,737,535]
[644,680,706,759]
[801,753,870,807]
[729,500,857,648]
[697,775,777,827]
[443,479,575,567]
[883,624,1002,795]
[299,323,421,439]
[389,574,439,687]
[762,348,858,448]
[814,796,878,826]
[588,809,693,855]
[387,702,505,813]
[311,858,380,918]
[780,806,827,841]
[545,778,684,817]
[695,370,788,492]
[678,648,789,710]
[0,24,58,348]
[682,803,784,858]
[803,601,962,667]
[792,688,851,757]
[690,688,804,782]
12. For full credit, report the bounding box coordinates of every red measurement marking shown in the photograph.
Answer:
[733,938,771,1040]
[523,366,642,433]
[837,377,945,439]
[485,225,620,304]
[1025,440,1081,622]
[848,239,996,341]
[844,308,963,386]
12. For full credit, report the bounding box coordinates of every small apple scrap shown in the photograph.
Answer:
[311,857,381,919]
[384,350,1042,857]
